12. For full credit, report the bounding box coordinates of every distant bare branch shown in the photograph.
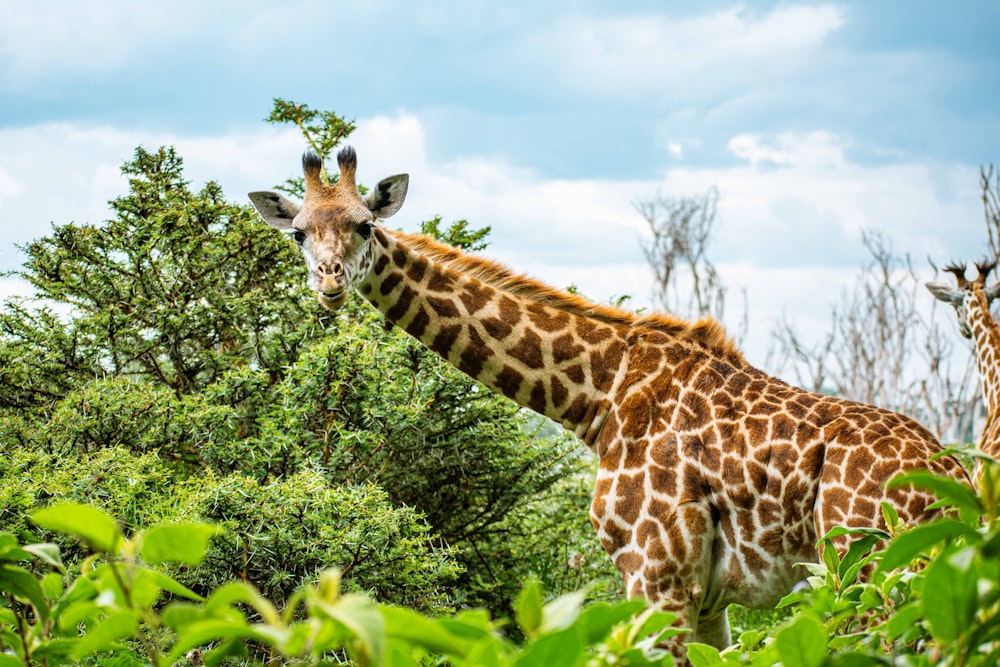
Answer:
[636,186,746,340]
[983,164,1000,263]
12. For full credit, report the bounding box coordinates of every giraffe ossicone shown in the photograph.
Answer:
[927,259,1000,482]
[251,147,970,662]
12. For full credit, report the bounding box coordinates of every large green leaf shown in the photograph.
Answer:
[31,503,123,553]
[140,523,219,565]
[382,606,473,657]
[515,580,544,637]
[68,611,139,659]
[23,543,64,572]
[311,593,386,665]
[887,471,982,517]
[687,642,722,667]
[774,614,827,667]
[921,548,978,642]
[877,519,979,572]
[0,564,49,621]
[514,626,584,667]
[164,620,268,666]
[576,599,646,645]
[539,588,587,634]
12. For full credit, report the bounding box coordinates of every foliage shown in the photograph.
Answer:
[0,503,672,667]
[0,446,461,614]
[5,461,1000,666]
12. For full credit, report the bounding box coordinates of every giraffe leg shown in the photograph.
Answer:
[693,609,731,649]
[597,501,720,664]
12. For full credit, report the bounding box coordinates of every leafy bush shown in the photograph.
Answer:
[0,446,461,614]
[0,503,674,667]
[5,457,999,667]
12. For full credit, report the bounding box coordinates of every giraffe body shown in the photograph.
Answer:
[250,148,970,660]
[928,260,1000,480]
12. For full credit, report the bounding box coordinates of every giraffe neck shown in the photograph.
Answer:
[356,228,629,441]
[967,287,1000,414]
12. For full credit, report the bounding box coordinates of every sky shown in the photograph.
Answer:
[1,0,998,370]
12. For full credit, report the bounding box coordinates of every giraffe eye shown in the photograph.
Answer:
[357,222,375,240]
[292,230,306,245]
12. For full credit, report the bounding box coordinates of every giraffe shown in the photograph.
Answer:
[249,147,970,661]
[927,259,1000,481]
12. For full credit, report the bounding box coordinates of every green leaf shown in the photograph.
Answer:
[0,564,49,621]
[141,523,219,565]
[204,581,279,624]
[0,656,24,667]
[311,592,385,665]
[821,540,840,575]
[836,533,886,582]
[40,571,64,600]
[0,534,31,562]
[576,599,646,644]
[883,603,922,641]
[687,642,723,667]
[204,638,248,667]
[539,588,586,634]
[515,580,544,637]
[774,614,827,667]
[164,620,266,666]
[23,543,65,572]
[381,606,472,657]
[881,501,900,531]
[921,548,978,642]
[887,471,982,517]
[629,607,682,647]
[144,568,204,601]
[515,627,584,667]
[31,503,124,553]
[877,519,979,572]
[69,611,139,659]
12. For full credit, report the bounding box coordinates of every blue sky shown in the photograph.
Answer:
[1,0,998,366]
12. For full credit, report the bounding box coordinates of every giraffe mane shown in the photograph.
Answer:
[394,230,747,365]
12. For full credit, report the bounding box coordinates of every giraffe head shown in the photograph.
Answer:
[926,259,1000,338]
[248,147,409,309]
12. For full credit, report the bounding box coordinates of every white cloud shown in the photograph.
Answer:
[509,4,846,98]
[0,277,32,303]
[0,2,183,83]
[727,131,846,167]
[0,115,987,370]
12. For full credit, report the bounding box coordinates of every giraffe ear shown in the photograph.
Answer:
[925,281,963,304]
[985,282,1000,303]
[365,174,409,219]
[248,191,300,230]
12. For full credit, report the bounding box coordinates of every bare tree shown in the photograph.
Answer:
[768,230,979,443]
[983,164,1000,263]
[636,186,747,339]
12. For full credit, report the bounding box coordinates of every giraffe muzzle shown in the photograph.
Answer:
[317,289,349,310]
